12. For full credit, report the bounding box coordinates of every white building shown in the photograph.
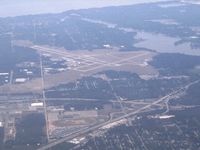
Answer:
[15,78,27,83]
[31,102,44,107]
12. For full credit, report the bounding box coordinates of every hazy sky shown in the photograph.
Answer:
[0,0,167,17]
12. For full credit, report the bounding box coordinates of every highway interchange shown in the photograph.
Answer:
[2,44,198,150]
[25,45,199,150]
[37,79,200,150]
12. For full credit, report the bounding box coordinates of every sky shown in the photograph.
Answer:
[0,0,167,17]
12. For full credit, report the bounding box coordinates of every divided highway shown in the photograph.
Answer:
[37,80,199,150]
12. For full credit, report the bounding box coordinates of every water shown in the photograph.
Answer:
[134,32,200,56]
[63,16,200,56]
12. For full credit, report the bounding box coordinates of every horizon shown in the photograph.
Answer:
[0,0,168,17]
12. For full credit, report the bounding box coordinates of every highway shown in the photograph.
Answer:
[37,80,199,150]
[0,97,105,103]
[23,44,200,150]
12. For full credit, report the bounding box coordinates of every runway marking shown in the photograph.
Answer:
[31,45,150,73]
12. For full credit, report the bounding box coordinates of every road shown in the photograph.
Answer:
[162,80,199,114]
[37,80,199,150]
[9,70,13,84]
[40,52,50,141]
[0,97,105,104]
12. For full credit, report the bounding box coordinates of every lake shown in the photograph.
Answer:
[135,32,200,56]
